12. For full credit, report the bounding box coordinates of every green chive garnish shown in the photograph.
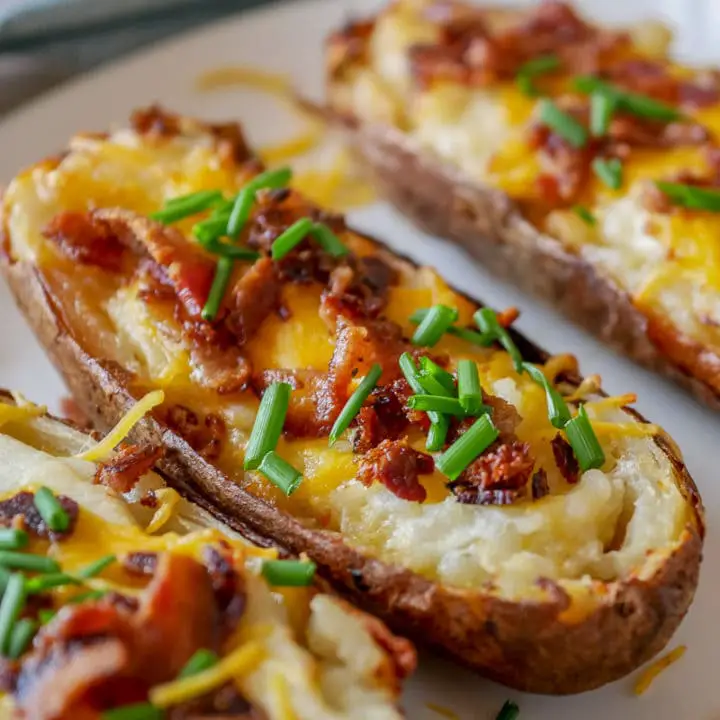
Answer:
[0,573,25,655]
[409,309,493,347]
[101,702,164,720]
[38,609,56,624]
[436,415,500,481]
[417,371,454,398]
[34,487,70,533]
[655,181,720,212]
[0,567,11,595]
[76,554,116,579]
[572,205,596,225]
[0,552,60,574]
[151,190,223,224]
[426,416,450,453]
[496,699,520,720]
[574,75,681,122]
[68,589,107,605]
[457,360,483,414]
[565,405,605,471]
[538,99,588,149]
[590,92,615,137]
[25,572,81,594]
[201,256,234,322]
[412,304,459,347]
[329,363,382,445]
[244,382,292,470]
[592,157,623,189]
[198,238,260,261]
[193,212,232,243]
[270,217,314,260]
[522,363,572,429]
[310,222,348,257]
[261,559,316,587]
[400,353,448,451]
[516,54,560,96]
[419,356,456,396]
[7,618,37,660]
[178,648,219,679]
[257,451,303,496]
[407,395,466,416]
[473,308,524,373]
[227,167,293,238]
[0,529,28,551]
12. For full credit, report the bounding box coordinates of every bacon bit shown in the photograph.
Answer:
[122,552,158,577]
[482,391,523,441]
[202,544,247,634]
[327,18,376,79]
[131,105,182,137]
[0,492,79,541]
[42,211,127,272]
[552,432,580,484]
[163,405,227,460]
[0,659,17,694]
[357,439,434,502]
[634,645,686,695]
[60,397,91,429]
[94,444,163,494]
[448,441,535,505]
[496,306,520,328]
[531,468,550,499]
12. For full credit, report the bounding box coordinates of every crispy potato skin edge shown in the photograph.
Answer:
[323,109,720,410]
[1,239,703,695]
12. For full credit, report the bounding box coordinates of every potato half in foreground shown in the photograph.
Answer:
[0,107,703,694]
[0,392,413,719]
[325,0,720,408]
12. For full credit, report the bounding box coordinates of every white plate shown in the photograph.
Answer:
[0,1,718,718]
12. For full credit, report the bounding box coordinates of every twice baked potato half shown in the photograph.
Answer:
[0,391,413,718]
[1,107,703,694]
[325,0,720,409]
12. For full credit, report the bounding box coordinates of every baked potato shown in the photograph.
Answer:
[0,107,704,695]
[324,0,720,409]
[0,390,413,718]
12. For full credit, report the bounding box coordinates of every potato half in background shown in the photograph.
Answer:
[0,107,703,695]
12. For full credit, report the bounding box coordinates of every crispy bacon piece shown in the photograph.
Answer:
[531,468,550,499]
[94,444,163,494]
[43,211,126,272]
[357,439,434,502]
[163,405,228,460]
[448,441,534,505]
[0,491,78,541]
[327,18,376,79]
[122,552,158,577]
[449,391,522,444]
[202,544,247,633]
[551,432,580,484]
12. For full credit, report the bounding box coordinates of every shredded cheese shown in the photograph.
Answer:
[591,421,662,438]
[195,66,293,94]
[0,402,46,429]
[634,645,686,696]
[541,353,579,381]
[585,394,638,410]
[77,390,165,462]
[271,671,299,720]
[149,641,265,707]
[260,125,324,164]
[425,702,461,719]
[565,374,603,401]
[145,487,180,534]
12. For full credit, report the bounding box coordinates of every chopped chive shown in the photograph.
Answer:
[0,551,60,574]
[68,589,107,605]
[409,309,494,347]
[257,451,303,496]
[0,573,25,655]
[565,405,605,471]
[0,567,11,595]
[574,75,681,122]
[411,304,459,347]
[25,573,81,594]
[572,204,596,226]
[198,238,260,261]
[436,415,500,481]
[655,181,720,212]
[516,74,535,97]
[538,99,588,149]
[407,395,466,416]
[329,363,382,445]
[201,256,234,322]
[473,308,524,373]
[516,54,560,95]
[178,648,219,679]
[590,92,615,137]
[101,702,164,720]
[592,157,623,189]
[270,217,314,260]
[7,618,37,660]
[261,559,316,587]
[227,167,293,238]
[38,609,56,624]
[419,356,456,396]
[0,529,28,551]
[150,190,223,224]
[76,554,116,579]
[457,360,483,414]
[310,222,348,257]
[418,372,454,398]
[244,382,292,470]
[34,487,70,533]
[496,699,520,720]
[522,363,572,429]
[426,416,450,453]
[193,212,232,243]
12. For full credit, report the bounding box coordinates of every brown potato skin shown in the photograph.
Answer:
[322,113,720,411]
[2,231,704,694]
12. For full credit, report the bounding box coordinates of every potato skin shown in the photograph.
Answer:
[324,115,720,411]
[2,230,705,694]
